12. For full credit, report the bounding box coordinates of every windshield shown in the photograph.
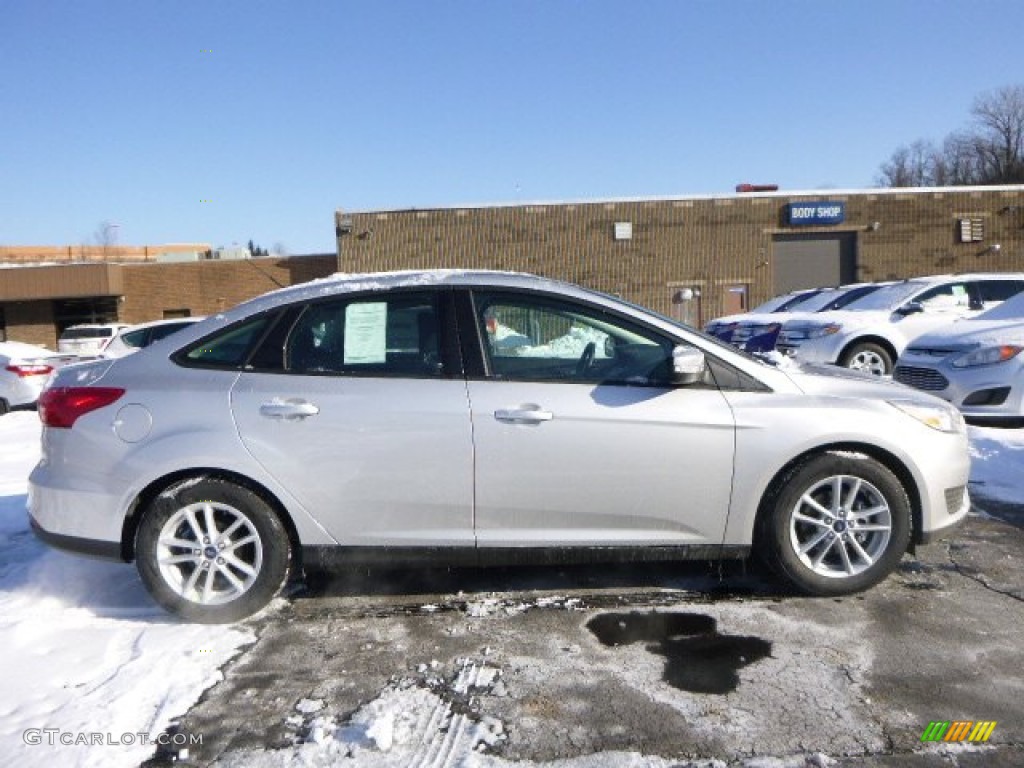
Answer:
[975,290,1024,320]
[841,281,928,311]
[774,290,824,312]
[61,327,116,340]
[787,288,848,313]
[748,294,796,314]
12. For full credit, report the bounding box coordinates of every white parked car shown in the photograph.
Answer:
[728,283,885,354]
[0,342,71,413]
[103,317,204,358]
[776,273,1024,375]
[29,271,970,622]
[57,323,130,357]
[895,290,1024,423]
[704,288,824,343]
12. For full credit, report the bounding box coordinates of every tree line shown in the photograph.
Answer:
[877,84,1024,187]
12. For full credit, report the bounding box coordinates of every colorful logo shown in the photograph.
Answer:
[921,721,997,743]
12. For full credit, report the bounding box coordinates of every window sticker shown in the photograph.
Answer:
[951,285,968,305]
[344,302,387,364]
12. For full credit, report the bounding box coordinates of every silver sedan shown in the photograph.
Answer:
[29,271,970,622]
[895,291,1024,422]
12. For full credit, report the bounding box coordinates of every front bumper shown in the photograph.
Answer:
[894,359,1024,421]
[775,333,844,365]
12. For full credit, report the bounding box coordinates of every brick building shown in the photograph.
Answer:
[335,185,1024,326]
[3,185,1024,348]
[0,254,335,348]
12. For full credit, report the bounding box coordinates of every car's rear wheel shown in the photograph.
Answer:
[759,453,911,596]
[135,477,291,623]
[840,342,893,376]
[0,398,9,416]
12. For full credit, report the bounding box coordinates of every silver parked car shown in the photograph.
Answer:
[29,271,970,622]
[895,290,1024,422]
[776,273,1024,375]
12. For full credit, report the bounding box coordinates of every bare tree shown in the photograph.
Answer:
[878,84,1024,186]
[877,140,938,187]
[94,221,120,259]
[970,85,1024,183]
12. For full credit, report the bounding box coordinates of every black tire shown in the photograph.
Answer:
[0,399,9,416]
[758,453,911,596]
[135,477,291,623]
[839,342,893,376]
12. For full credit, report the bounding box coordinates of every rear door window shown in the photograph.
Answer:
[284,292,443,377]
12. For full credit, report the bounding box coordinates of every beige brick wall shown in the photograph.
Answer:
[336,187,1024,320]
[119,255,336,324]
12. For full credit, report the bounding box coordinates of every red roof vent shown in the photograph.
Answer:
[735,183,779,193]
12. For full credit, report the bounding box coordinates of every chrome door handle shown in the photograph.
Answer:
[494,406,553,424]
[259,400,320,420]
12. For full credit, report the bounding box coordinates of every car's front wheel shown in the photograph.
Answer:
[840,342,893,376]
[759,453,911,596]
[135,477,291,623]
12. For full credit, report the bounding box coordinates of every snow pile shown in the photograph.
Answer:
[0,413,253,768]
[216,659,508,767]
[968,425,1024,506]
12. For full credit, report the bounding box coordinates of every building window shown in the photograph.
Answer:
[163,308,192,318]
[0,307,6,342]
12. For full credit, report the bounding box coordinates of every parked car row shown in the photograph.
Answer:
[706,273,1024,421]
[0,319,202,414]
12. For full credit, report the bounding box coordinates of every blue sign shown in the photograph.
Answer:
[787,201,846,226]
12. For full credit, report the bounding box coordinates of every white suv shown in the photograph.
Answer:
[57,323,130,357]
[776,273,1024,375]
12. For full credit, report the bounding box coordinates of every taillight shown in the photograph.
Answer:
[5,363,54,378]
[38,387,125,428]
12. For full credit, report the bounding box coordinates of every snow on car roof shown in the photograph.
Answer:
[219,269,578,320]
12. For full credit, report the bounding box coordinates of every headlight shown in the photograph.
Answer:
[807,323,842,339]
[888,399,965,433]
[950,345,1024,368]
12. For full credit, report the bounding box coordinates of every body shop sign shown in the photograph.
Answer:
[787,201,846,226]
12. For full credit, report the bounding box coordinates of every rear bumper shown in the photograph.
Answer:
[28,462,127,552]
[29,517,123,560]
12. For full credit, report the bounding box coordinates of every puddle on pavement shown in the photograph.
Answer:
[586,611,772,694]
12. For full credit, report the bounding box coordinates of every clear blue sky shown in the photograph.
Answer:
[3,1,1022,255]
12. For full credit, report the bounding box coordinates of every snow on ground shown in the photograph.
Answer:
[0,413,253,768]
[967,424,1024,506]
[0,412,1021,767]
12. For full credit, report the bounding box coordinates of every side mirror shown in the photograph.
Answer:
[672,345,706,386]
[895,301,924,317]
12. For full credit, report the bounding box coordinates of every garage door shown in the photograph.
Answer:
[772,233,857,294]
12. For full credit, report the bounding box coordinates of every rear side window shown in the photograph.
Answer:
[180,315,273,368]
[284,292,442,377]
[120,329,149,349]
[148,322,192,343]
